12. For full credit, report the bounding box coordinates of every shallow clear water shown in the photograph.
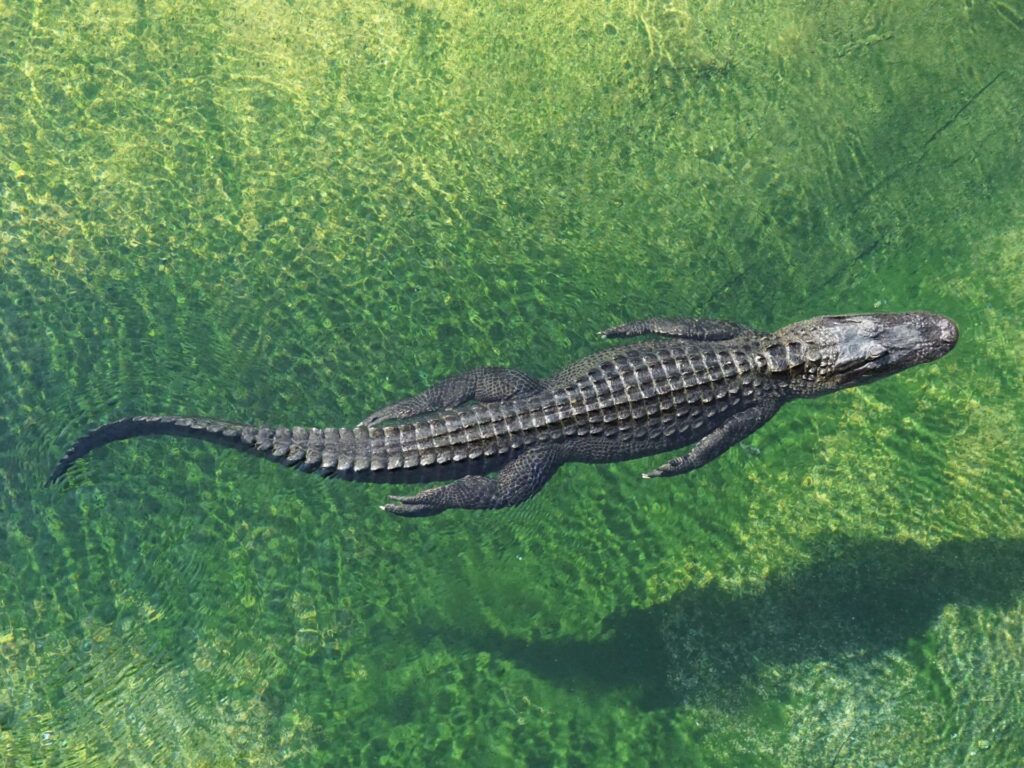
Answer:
[2,1,1023,765]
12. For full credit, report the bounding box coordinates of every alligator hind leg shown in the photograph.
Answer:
[643,400,781,478]
[599,317,756,341]
[358,367,543,427]
[383,446,562,516]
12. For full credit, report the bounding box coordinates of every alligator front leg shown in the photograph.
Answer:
[358,367,543,427]
[599,317,756,341]
[643,400,781,478]
[382,446,563,516]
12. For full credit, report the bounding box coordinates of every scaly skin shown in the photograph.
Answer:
[48,312,958,516]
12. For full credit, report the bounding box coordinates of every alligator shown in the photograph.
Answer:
[48,312,958,516]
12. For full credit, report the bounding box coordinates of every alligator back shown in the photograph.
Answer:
[47,339,775,486]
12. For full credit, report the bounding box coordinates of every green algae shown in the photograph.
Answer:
[2,0,1023,764]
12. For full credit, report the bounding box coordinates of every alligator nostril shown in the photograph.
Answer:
[938,317,959,347]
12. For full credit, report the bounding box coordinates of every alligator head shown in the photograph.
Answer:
[775,312,959,396]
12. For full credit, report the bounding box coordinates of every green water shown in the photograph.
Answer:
[2,0,1023,764]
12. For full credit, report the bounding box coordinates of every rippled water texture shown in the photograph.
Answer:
[2,1,1023,765]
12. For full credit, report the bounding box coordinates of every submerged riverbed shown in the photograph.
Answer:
[2,1,1023,765]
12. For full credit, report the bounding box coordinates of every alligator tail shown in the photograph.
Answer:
[48,413,509,487]
[46,416,363,485]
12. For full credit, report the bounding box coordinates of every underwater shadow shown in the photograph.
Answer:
[475,536,1024,710]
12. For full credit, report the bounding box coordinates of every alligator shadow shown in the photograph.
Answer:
[474,537,1024,710]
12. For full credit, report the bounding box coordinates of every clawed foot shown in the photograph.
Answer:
[597,324,631,339]
[357,401,418,428]
[641,467,670,479]
[381,492,444,517]
[641,458,689,479]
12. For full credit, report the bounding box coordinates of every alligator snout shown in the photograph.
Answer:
[933,314,959,348]
[896,312,959,363]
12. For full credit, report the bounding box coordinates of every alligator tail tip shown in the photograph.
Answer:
[46,463,70,487]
